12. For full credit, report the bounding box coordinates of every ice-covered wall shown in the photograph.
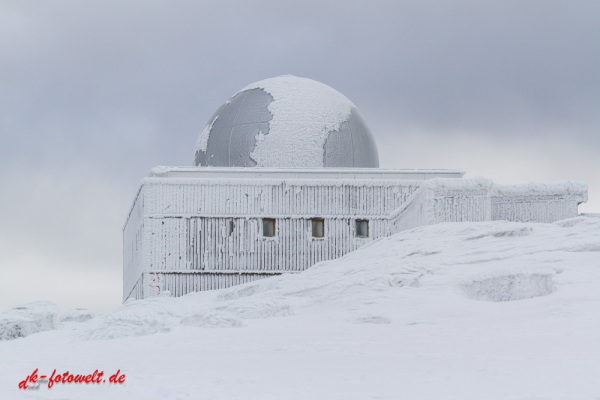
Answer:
[144,216,392,273]
[124,168,466,301]
[390,179,586,234]
[123,186,146,300]
[139,271,282,298]
[123,173,430,300]
[143,178,420,217]
[390,178,491,233]
[389,186,429,233]
[491,182,587,223]
[123,168,587,301]
[428,178,492,223]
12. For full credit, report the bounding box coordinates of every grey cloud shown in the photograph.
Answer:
[1,0,598,311]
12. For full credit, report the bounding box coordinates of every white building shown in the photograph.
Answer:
[123,76,587,302]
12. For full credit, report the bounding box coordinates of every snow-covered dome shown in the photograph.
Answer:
[194,75,379,168]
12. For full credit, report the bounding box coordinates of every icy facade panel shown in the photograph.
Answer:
[123,170,587,302]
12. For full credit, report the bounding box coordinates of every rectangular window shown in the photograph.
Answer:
[311,218,324,238]
[356,220,369,238]
[262,218,276,237]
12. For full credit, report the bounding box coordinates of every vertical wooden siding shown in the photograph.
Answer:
[140,180,420,281]
[146,180,420,217]
[123,187,145,301]
[491,195,579,223]
[140,272,282,298]
[147,216,379,273]
[124,177,584,301]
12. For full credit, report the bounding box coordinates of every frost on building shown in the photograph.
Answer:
[123,75,587,301]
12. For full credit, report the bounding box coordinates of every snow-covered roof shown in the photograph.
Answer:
[194,75,379,168]
[150,166,464,180]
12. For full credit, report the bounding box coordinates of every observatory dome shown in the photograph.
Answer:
[194,75,379,168]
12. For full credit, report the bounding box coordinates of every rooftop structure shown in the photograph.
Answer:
[194,75,378,168]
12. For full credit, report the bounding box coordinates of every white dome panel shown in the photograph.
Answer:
[194,75,379,168]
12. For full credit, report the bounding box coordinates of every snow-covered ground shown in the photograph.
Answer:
[2,217,600,399]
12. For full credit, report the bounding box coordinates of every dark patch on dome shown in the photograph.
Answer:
[323,108,379,168]
[195,88,274,167]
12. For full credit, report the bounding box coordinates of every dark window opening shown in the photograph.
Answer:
[356,220,369,238]
[262,218,276,237]
[311,218,324,238]
[229,221,235,236]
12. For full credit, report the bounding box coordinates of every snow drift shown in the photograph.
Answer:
[0,302,58,340]
[1,217,599,400]
[85,216,599,341]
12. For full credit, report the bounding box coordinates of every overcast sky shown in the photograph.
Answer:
[1,1,598,313]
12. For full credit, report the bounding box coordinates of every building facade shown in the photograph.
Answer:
[123,76,587,301]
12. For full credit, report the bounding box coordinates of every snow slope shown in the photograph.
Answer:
[1,217,600,399]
